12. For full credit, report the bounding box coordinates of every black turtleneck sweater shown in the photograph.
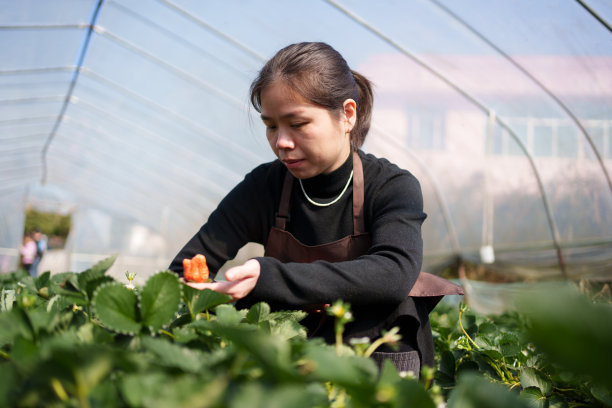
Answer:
[169,150,426,311]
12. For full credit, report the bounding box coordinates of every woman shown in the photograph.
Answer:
[169,42,461,374]
[20,234,37,275]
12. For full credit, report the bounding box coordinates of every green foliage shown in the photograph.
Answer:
[432,287,612,408]
[92,282,141,335]
[139,271,182,332]
[1,258,610,408]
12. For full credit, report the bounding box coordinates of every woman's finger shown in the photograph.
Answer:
[183,280,229,292]
[225,259,260,281]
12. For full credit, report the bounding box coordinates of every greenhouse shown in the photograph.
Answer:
[1,1,612,407]
[2,0,611,284]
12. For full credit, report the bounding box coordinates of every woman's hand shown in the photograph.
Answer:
[182,259,260,301]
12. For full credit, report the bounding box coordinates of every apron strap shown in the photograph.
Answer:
[352,151,366,235]
[275,169,294,229]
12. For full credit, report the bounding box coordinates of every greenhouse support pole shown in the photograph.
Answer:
[480,111,496,264]
[40,0,105,185]
[576,0,612,33]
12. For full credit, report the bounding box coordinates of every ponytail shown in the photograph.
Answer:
[350,70,373,149]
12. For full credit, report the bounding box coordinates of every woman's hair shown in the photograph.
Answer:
[250,42,373,149]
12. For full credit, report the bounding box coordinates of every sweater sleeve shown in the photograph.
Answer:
[243,164,426,309]
[168,163,278,278]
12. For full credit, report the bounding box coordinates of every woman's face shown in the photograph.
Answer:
[260,81,356,179]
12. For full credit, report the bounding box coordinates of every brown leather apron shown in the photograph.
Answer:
[264,151,463,372]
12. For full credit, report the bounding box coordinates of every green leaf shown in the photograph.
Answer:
[76,256,117,300]
[172,326,199,344]
[17,275,38,293]
[434,370,456,388]
[215,324,298,381]
[439,349,456,377]
[120,372,168,407]
[121,372,226,408]
[268,318,307,341]
[84,276,115,302]
[394,378,436,408]
[0,308,35,345]
[26,305,61,336]
[41,345,115,399]
[215,304,247,326]
[141,336,204,373]
[0,362,18,406]
[228,383,328,408]
[375,360,434,407]
[546,394,569,408]
[246,302,271,324]
[268,309,308,325]
[82,255,117,277]
[92,282,141,335]
[183,286,231,316]
[478,321,497,335]
[474,335,495,349]
[456,359,479,374]
[35,271,51,290]
[517,285,612,389]
[10,336,39,370]
[303,343,378,388]
[591,383,612,406]
[481,348,504,362]
[520,387,547,408]
[499,333,522,357]
[520,367,553,396]
[448,372,532,408]
[49,273,88,305]
[139,271,182,332]
[1,288,16,311]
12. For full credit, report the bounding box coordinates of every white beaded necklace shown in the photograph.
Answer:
[299,170,353,207]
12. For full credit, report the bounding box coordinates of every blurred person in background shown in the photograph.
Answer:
[30,229,48,277]
[19,233,37,275]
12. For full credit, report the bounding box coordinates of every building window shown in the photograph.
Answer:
[533,123,553,157]
[491,118,612,160]
[406,113,445,151]
[556,124,578,158]
[492,121,527,156]
[587,121,611,160]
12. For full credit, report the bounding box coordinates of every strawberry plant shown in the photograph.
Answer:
[0,257,433,407]
[431,286,612,407]
[0,256,610,408]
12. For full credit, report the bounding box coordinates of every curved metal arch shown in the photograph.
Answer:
[106,1,253,80]
[0,67,74,76]
[40,0,104,184]
[66,97,245,194]
[0,115,58,127]
[92,27,245,109]
[156,0,267,63]
[48,148,208,226]
[50,139,213,223]
[58,115,226,210]
[325,0,567,276]
[78,68,263,164]
[576,0,612,33]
